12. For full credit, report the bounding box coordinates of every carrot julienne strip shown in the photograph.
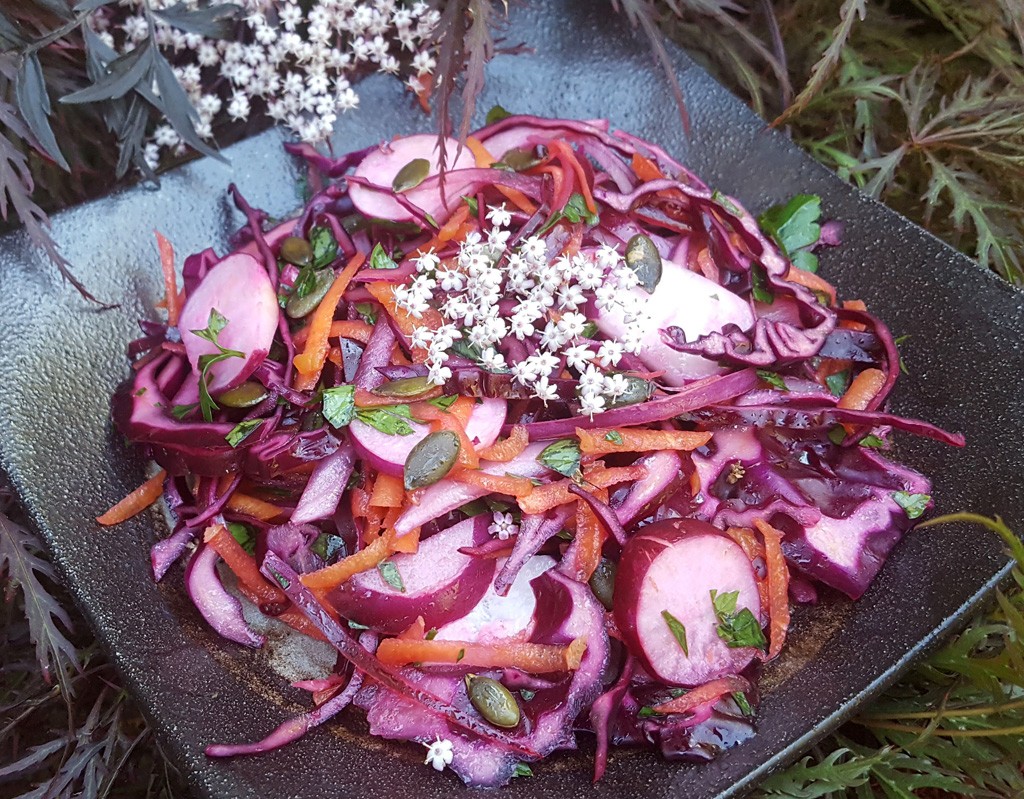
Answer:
[449,469,534,498]
[753,519,791,660]
[837,368,887,411]
[96,469,167,526]
[204,523,286,606]
[517,464,648,516]
[375,636,587,672]
[576,427,712,456]
[477,425,529,462]
[154,232,181,326]
[224,492,285,522]
[300,529,395,591]
[650,675,751,716]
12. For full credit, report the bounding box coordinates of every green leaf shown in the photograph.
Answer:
[292,264,318,298]
[759,194,823,258]
[893,491,931,520]
[16,53,69,171]
[190,308,229,344]
[456,648,465,662]
[60,42,153,105]
[604,431,624,445]
[225,419,262,448]
[519,689,535,701]
[661,610,689,655]
[428,394,459,411]
[355,405,416,436]
[512,763,534,778]
[310,225,338,268]
[310,532,344,562]
[712,190,742,215]
[154,1,242,39]
[562,192,599,226]
[828,425,848,445]
[347,619,371,630]
[637,706,657,719]
[354,302,378,325]
[757,370,789,391]
[859,434,886,448]
[369,242,398,271]
[826,369,851,397]
[486,104,512,124]
[425,628,438,640]
[750,264,775,304]
[537,439,582,478]
[377,561,405,592]
[227,522,255,556]
[171,403,198,420]
[733,691,754,716]
[322,385,356,429]
[710,589,767,651]
[462,195,479,215]
[789,249,820,273]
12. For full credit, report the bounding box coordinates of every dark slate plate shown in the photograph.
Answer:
[1,1,1021,797]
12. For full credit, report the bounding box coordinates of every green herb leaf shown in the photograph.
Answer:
[512,763,534,778]
[859,434,887,449]
[456,648,465,663]
[757,370,789,391]
[661,610,689,655]
[347,619,371,630]
[292,263,318,298]
[322,385,356,429]
[750,264,775,304]
[377,561,405,592]
[789,249,820,273]
[519,689,535,701]
[310,225,338,268]
[190,308,229,344]
[355,302,378,325]
[826,369,851,397]
[428,394,459,411]
[538,439,582,478]
[759,194,823,262]
[171,402,198,420]
[355,405,416,436]
[486,104,512,124]
[604,431,624,445]
[311,533,345,562]
[225,419,263,448]
[893,491,931,520]
[712,189,742,215]
[828,425,848,445]
[710,589,768,651]
[562,192,599,226]
[462,195,479,215]
[227,522,255,556]
[369,242,399,271]
[425,628,438,641]
[732,691,755,716]
[637,706,657,719]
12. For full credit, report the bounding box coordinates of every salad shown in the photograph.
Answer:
[100,113,963,786]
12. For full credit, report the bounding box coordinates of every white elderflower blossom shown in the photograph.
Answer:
[423,737,454,771]
[488,512,518,540]
[485,203,512,228]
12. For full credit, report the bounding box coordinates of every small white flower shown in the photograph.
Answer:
[594,283,618,312]
[539,321,566,351]
[595,243,623,269]
[597,340,624,368]
[533,376,559,403]
[576,258,604,290]
[557,283,586,311]
[519,236,547,263]
[480,348,507,372]
[436,268,464,292]
[427,362,452,386]
[485,203,512,228]
[279,3,303,31]
[557,312,588,340]
[579,391,607,417]
[488,512,519,540]
[511,359,538,386]
[578,364,605,392]
[423,737,454,771]
[602,373,630,399]
[564,344,594,372]
[509,313,536,340]
[527,351,559,378]
[410,326,434,349]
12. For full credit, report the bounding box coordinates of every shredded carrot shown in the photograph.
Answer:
[369,473,405,508]
[576,427,712,456]
[204,524,286,606]
[548,139,596,215]
[235,583,328,642]
[301,529,395,590]
[535,164,567,212]
[840,299,868,331]
[293,252,367,390]
[517,464,648,516]
[350,484,371,520]
[569,487,607,583]
[96,469,167,526]
[753,519,791,660]
[391,526,420,554]
[688,469,701,497]
[631,152,664,182]
[325,346,343,368]
[399,616,427,640]
[224,492,285,522]
[154,232,181,326]
[450,469,534,498]
[725,526,769,612]
[477,425,529,462]
[413,72,433,113]
[375,635,587,672]
[294,320,373,348]
[784,265,837,306]
[837,367,886,411]
[465,136,495,167]
[650,675,751,716]
[413,399,479,469]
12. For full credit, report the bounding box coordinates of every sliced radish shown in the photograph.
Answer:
[349,398,508,477]
[614,518,761,686]
[594,258,754,385]
[435,555,555,643]
[326,517,494,634]
[349,135,476,223]
[177,252,277,393]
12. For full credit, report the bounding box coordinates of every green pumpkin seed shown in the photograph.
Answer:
[495,146,545,171]
[588,558,617,611]
[373,376,435,399]
[465,675,521,729]
[392,158,431,193]
[279,236,314,267]
[286,269,334,319]
[625,233,663,293]
[217,381,268,409]
[404,430,460,490]
[606,376,653,409]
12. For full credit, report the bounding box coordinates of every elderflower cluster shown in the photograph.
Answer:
[392,203,652,416]
[87,0,439,168]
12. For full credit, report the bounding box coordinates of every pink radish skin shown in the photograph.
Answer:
[614,518,762,686]
[349,135,476,223]
[594,258,754,385]
[349,397,507,477]
[178,252,278,393]
[326,516,494,634]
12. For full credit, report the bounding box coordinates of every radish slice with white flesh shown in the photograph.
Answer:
[177,252,277,393]
[349,135,476,223]
[594,258,754,385]
[349,397,507,477]
[615,518,762,686]
[435,555,555,643]
[326,516,495,634]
